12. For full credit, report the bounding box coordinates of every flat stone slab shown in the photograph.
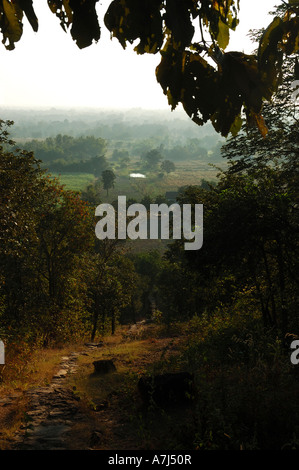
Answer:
[53,369,68,379]
[84,342,103,348]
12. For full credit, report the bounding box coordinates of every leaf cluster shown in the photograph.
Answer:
[0,1,298,137]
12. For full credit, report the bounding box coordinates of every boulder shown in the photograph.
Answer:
[93,360,116,374]
[84,342,104,348]
[138,371,194,407]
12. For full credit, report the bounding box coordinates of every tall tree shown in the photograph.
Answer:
[217,17,299,338]
[173,161,298,337]
[161,159,176,174]
[0,121,95,342]
[80,242,137,339]
[221,6,299,176]
[142,148,163,170]
[101,169,116,195]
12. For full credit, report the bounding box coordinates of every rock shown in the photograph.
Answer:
[138,372,194,407]
[53,369,68,379]
[94,401,108,411]
[84,342,103,349]
[90,430,104,447]
[93,360,116,374]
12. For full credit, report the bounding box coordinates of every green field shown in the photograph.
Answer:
[49,159,226,204]
[50,173,95,192]
[109,159,225,201]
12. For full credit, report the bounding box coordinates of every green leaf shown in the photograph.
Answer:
[18,0,38,32]
[2,0,23,49]
[217,18,230,50]
[69,0,101,49]
[156,42,184,110]
[251,112,268,138]
[258,16,283,62]
[63,0,73,24]
[164,0,195,48]
[282,17,299,55]
[104,0,163,54]
[229,113,243,137]
[258,17,284,97]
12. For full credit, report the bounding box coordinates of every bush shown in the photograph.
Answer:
[180,305,299,450]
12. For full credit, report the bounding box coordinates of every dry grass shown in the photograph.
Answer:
[64,324,193,450]
[0,324,192,450]
[101,158,223,205]
[0,343,81,394]
[0,399,27,449]
[0,342,83,449]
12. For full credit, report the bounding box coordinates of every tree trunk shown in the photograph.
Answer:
[91,314,98,341]
[276,238,288,339]
[111,311,115,335]
[261,244,277,327]
[91,294,100,341]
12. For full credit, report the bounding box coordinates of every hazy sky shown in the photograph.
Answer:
[0,0,279,110]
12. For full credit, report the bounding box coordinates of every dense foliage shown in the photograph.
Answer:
[19,134,108,175]
[0,121,137,346]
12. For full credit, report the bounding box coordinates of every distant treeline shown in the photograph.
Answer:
[113,138,222,164]
[18,134,109,175]
[160,140,221,162]
[17,132,223,177]
[6,108,219,142]
[6,108,224,163]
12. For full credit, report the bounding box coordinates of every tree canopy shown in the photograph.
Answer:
[19,134,108,174]
[0,0,298,137]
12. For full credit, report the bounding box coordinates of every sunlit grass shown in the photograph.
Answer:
[46,158,223,201]
[0,344,80,394]
[101,159,222,204]
[50,172,95,192]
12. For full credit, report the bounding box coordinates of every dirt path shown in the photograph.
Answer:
[11,350,91,450]
[1,323,189,450]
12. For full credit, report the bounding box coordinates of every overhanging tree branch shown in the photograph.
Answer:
[0,0,298,138]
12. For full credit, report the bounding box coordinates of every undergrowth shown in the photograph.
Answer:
[179,308,299,450]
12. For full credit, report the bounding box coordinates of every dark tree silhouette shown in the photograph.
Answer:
[101,169,116,196]
[161,160,176,174]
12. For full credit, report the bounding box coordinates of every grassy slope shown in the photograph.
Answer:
[0,323,192,450]
[50,173,95,192]
[1,319,298,450]
[64,323,193,451]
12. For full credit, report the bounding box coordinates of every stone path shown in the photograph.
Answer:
[11,346,99,450]
[2,325,151,450]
